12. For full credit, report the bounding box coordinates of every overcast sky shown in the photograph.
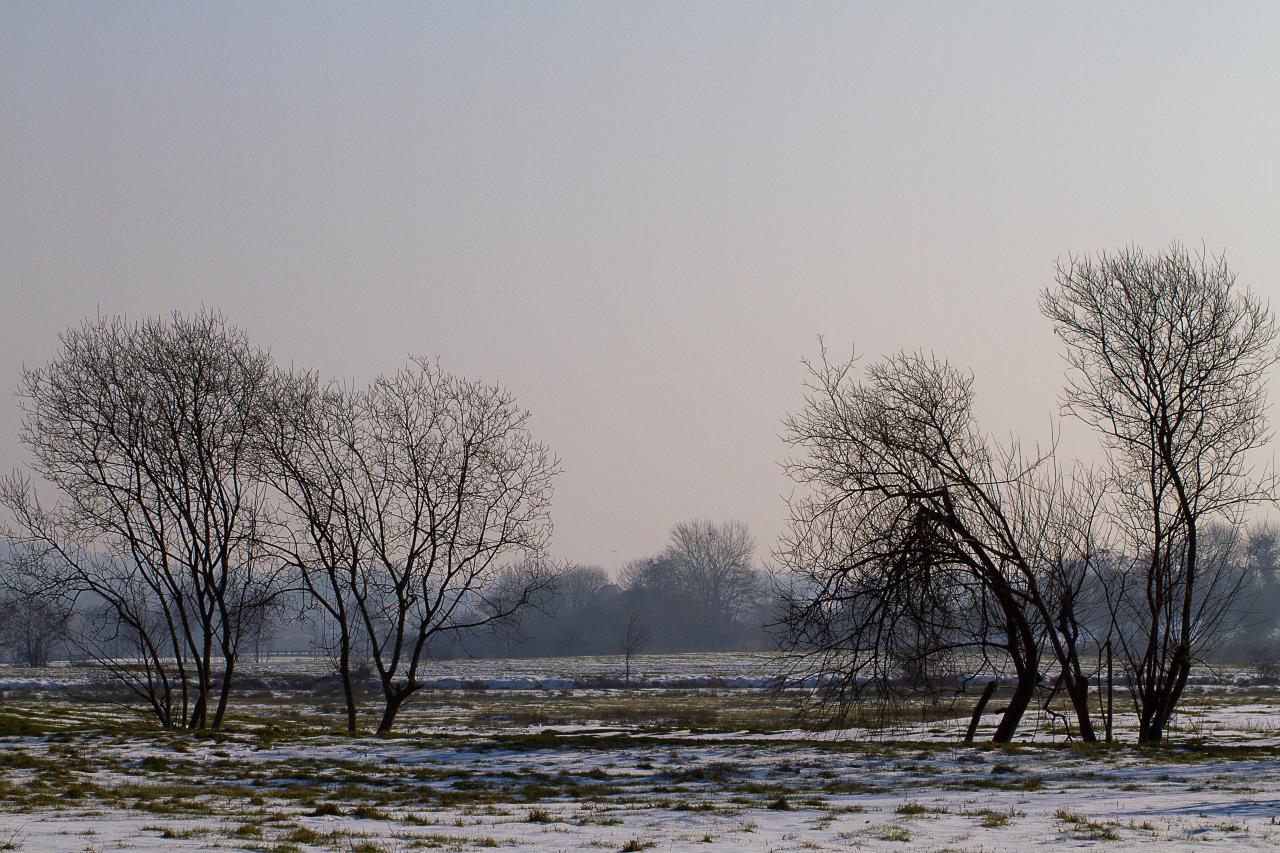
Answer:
[3,2,1280,570]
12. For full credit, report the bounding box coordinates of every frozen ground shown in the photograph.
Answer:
[1,653,1279,850]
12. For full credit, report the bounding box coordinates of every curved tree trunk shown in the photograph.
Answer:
[377,691,407,733]
[212,652,236,730]
[1065,675,1096,742]
[992,603,1039,744]
[992,675,1035,743]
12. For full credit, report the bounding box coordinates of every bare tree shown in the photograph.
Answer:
[778,347,1106,742]
[1233,523,1280,658]
[0,542,72,667]
[552,564,611,654]
[0,595,65,666]
[235,597,281,665]
[0,312,285,729]
[612,610,651,687]
[0,549,72,667]
[665,520,760,644]
[268,358,559,732]
[1042,243,1280,743]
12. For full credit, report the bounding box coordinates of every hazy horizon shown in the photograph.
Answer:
[4,2,1280,571]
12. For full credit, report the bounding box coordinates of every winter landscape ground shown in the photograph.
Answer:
[1,653,1279,851]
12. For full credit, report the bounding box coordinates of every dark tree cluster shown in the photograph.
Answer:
[0,311,557,732]
[778,244,1280,744]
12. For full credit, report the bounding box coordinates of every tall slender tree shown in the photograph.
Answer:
[1042,243,1280,743]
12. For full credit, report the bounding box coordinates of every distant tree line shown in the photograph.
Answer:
[0,517,776,670]
[455,520,773,659]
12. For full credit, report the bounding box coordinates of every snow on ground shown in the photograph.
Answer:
[2,653,1280,850]
[1,724,1279,850]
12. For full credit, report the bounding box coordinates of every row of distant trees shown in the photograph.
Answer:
[460,520,772,660]
[777,243,1280,744]
[10,513,1280,672]
[0,312,556,733]
[0,516,776,669]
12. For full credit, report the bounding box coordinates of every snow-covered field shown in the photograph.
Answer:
[2,653,1279,850]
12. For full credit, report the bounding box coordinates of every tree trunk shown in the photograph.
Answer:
[1105,640,1114,743]
[199,623,214,729]
[1138,645,1190,744]
[377,692,405,733]
[339,633,357,735]
[1064,674,1096,743]
[992,674,1035,743]
[344,679,358,735]
[1139,700,1167,744]
[189,692,207,730]
[211,652,236,730]
[965,681,998,743]
[990,602,1039,743]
